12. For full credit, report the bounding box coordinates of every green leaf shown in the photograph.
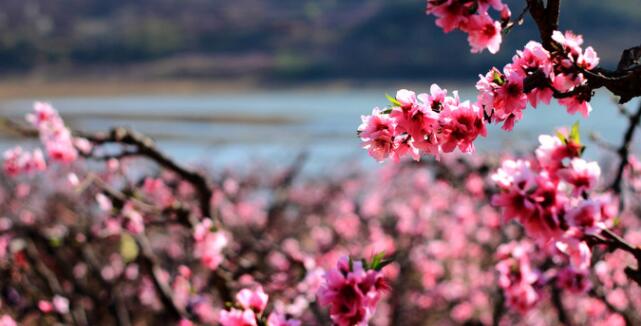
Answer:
[385,94,402,107]
[492,70,505,86]
[570,121,581,144]
[120,233,139,263]
[49,237,62,248]
[369,252,385,270]
[369,252,393,271]
[556,130,567,144]
[613,216,621,227]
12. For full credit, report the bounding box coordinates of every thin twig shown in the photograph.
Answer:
[611,102,641,195]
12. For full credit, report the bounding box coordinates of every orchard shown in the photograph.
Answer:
[2,1,641,325]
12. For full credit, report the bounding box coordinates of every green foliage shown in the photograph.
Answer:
[569,121,582,145]
[365,252,393,271]
[120,233,139,263]
[385,94,402,107]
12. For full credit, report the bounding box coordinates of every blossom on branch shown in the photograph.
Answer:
[317,256,389,326]
[426,0,508,53]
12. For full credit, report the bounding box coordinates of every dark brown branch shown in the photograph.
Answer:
[502,3,530,33]
[525,0,560,51]
[525,0,641,103]
[135,233,191,321]
[545,0,561,34]
[82,128,215,223]
[24,241,76,325]
[80,244,133,326]
[491,287,506,326]
[264,152,307,230]
[588,228,641,287]
[526,0,553,50]
[589,287,637,326]
[611,102,641,195]
[551,285,572,326]
[2,117,233,305]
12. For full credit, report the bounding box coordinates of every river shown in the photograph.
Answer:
[0,86,638,172]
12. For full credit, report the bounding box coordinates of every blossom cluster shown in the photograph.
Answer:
[478,34,599,130]
[2,101,638,324]
[193,218,228,271]
[2,147,46,176]
[317,256,389,326]
[426,0,511,54]
[219,287,300,326]
[492,126,617,312]
[3,102,85,176]
[26,102,82,163]
[358,86,486,161]
[495,241,543,313]
[359,31,600,162]
[492,126,609,242]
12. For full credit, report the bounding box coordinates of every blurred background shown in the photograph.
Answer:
[0,0,639,169]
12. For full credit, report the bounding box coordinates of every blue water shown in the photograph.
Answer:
[0,86,638,171]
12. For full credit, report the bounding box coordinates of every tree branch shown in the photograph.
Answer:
[611,102,641,195]
[551,285,572,326]
[525,1,641,103]
[82,128,215,223]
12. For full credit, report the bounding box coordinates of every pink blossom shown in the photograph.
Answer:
[178,319,193,326]
[493,71,528,129]
[358,108,397,162]
[535,134,567,173]
[29,103,78,163]
[555,237,592,271]
[557,267,591,294]
[464,13,502,54]
[491,159,565,240]
[558,158,601,195]
[122,202,145,234]
[0,236,9,262]
[219,308,257,326]
[26,102,59,127]
[511,41,553,106]
[478,0,505,12]
[26,102,79,163]
[0,315,17,326]
[390,91,439,157]
[266,312,302,326]
[236,287,269,313]
[426,0,507,53]
[476,68,527,130]
[565,200,605,233]
[53,295,70,314]
[194,219,228,270]
[317,256,389,326]
[2,147,47,176]
[439,100,487,153]
[578,46,600,70]
[559,96,592,117]
[552,30,584,56]
[426,0,470,33]
[38,300,54,313]
[172,273,192,309]
[496,241,542,313]
[491,159,538,220]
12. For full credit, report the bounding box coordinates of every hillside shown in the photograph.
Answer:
[0,0,639,81]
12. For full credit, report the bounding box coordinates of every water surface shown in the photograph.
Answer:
[0,87,637,171]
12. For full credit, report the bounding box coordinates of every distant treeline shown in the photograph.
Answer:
[0,0,639,80]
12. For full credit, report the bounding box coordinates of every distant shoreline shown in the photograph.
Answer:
[0,77,474,100]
